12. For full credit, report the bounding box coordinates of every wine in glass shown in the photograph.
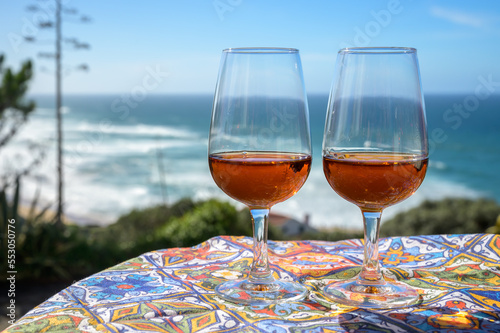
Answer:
[209,47,312,304]
[322,47,428,308]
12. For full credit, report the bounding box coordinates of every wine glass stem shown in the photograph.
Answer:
[359,210,384,284]
[248,208,274,284]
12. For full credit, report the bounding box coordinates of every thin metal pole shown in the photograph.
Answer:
[55,0,63,226]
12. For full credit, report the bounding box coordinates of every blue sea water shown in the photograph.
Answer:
[4,93,499,227]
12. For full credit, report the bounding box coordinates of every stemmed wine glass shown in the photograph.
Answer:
[208,48,312,304]
[322,47,428,308]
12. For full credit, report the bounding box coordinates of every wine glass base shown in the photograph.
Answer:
[215,278,308,305]
[323,278,421,309]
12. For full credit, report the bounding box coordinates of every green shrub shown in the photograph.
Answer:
[380,198,500,237]
[486,215,500,234]
[16,222,94,281]
[156,199,251,248]
[96,198,196,255]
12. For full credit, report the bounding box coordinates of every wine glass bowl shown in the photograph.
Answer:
[323,152,428,211]
[209,152,311,209]
[322,47,428,308]
[209,47,311,304]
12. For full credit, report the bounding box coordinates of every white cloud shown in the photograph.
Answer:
[430,6,486,28]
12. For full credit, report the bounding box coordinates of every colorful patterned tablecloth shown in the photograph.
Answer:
[4,234,500,332]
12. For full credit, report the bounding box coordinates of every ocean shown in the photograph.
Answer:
[3,93,499,228]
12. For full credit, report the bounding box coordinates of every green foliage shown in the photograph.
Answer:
[98,198,196,254]
[157,199,251,248]
[486,215,500,234]
[0,54,36,148]
[380,198,500,237]
[1,177,23,259]
[16,222,85,281]
[0,54,43,194]
[1,180,16,257]
[0,178,94,281]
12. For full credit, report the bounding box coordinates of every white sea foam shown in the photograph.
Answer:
[429,160,447,170]
[32,106,71,115]
[65,138,201,158]
[74,122,196,139]
[1,113,199,224]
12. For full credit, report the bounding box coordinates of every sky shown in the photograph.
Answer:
[1,0,500,95]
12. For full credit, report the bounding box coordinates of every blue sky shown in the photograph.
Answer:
[1,0,500,95]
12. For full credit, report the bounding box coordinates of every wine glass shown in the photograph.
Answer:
[322,47,428,308]
[209,47,311,304]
